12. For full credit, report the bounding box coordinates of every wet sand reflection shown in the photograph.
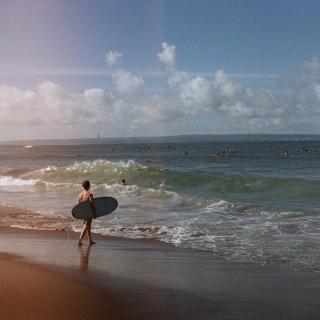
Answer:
[78,244,92,271]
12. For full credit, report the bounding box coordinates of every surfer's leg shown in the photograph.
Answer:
[78,221,88,245]
[87,220,96,244]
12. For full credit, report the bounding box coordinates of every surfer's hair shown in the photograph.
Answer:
[82,180,90,190]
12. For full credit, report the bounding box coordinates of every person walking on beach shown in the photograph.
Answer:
[77,180,96,246]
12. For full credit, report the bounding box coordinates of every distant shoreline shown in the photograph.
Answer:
[2,133,320,145]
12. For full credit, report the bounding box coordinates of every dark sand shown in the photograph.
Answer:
[1,224,320,319]
[0,252,122,320]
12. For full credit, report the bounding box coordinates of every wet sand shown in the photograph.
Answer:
[1,224,320,319]
[0,252,121,320]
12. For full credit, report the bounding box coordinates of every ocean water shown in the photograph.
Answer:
[1,135,320,271]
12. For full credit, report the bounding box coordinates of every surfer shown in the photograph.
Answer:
[77,180,96,246]
[122,179,127,186]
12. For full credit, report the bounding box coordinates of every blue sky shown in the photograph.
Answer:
[1,0,320,139]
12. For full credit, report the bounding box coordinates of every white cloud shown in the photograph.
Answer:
[178,76,213,114]
[157,42,176,68]
[0,72,284,131]
[0,81,111,126]
[0,81,170,127]
[167,71,189,87]
[168,69,283,119]
[110,95,170,127]
[156,42,285,123]
[304,57,320,74]
[112,70,144,94]
[282,57,320,117]
[105,51,122,66]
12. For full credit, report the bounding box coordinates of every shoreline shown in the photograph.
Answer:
[1,224,320,319]
[1,203,318,274]
[1,211,319,274]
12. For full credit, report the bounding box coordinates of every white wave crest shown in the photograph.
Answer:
[33,159,146,174]
[20,160,151,182]
[97,183,208,209]
[0,175,38,187]
[205,200,233,212]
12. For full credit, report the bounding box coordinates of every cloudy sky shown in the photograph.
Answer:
[1,0,320,140]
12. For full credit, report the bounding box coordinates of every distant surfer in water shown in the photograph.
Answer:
[122,179,127,186]
[77,180,96,246]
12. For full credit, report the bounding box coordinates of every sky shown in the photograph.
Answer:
[1,0,320,139]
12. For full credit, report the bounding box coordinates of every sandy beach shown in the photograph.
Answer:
[1,206,320,320]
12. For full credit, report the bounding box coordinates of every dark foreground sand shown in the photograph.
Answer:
[1,224,320,319]
[0,253,122,320]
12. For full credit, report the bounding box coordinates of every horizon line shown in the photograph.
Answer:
[1,133,320,144]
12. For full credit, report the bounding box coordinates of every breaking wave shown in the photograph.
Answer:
[4,159,320,199]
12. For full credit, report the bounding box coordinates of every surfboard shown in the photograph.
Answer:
[71,196,118,219]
